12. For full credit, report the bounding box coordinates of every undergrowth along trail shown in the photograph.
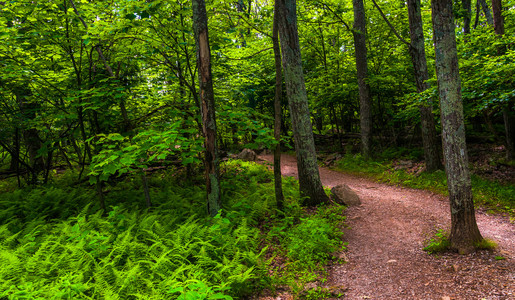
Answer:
[259,153,515,299]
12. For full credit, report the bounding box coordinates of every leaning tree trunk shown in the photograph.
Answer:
[407,0,443,172]
[276,0,329,206]
[272,1,285,210]
[352,0,372,158]
[193,0,221,216]
[432,0,483,253]
[479,0,494,25]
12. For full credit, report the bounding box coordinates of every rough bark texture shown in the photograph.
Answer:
[193,0,221,216]
[462,0,472,34]
[407,0,443,172]
[272,2,285,210]
[276,0,329,206]
[352,0,372,158]
[431,0,483,253]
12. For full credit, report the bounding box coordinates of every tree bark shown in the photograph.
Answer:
[276,0,329,206]
[462,0,472,34]
[193,0,221,216]
[432,0,483,253]
[352,0,372,158]
[479,0,494,25]
[407,0,443,172]
[272,1,285,210]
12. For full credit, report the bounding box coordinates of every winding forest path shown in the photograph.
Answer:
[259,154,515,300]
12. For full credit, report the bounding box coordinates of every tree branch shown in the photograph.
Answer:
[370,0,411,46]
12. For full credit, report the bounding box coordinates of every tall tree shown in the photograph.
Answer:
[276,0,329,206]
[431,0,483,253]
[407,0,443,171]
[491,0,515,160]
[371,0,443,171]
[352,0,372,157]
[272,1,284,210]
[193,0,221,216]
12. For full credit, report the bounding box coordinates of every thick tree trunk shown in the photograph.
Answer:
[491,0,503,34]
[352,0,372,158]
[272,1,285,210]
[432,0,483,253]
[407,0,443,172]
[276,0,329,206]
[193,0,221,216]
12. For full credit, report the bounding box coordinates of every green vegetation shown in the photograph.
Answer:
[423,229,451,254]
[0,161,345,299]
[334,150,515,217]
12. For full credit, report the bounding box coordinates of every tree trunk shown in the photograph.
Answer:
[431,0,483,253]
[193,0,221,216]
[491,0,515,160]
[479,0,494,25]
[276,0,329,206]
[272,1,285,210]
[352,0,372,158]
[16,87,44,183]
[462,0,472,34]
[407,0,443,172]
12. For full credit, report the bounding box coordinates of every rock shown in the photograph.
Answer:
[387,259,397,263]
[236,148,257,161]
[331,184,361,206]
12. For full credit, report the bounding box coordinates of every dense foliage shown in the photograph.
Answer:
[0,161,346,299]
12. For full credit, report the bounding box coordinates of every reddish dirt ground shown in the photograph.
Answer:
[258,154,515,300]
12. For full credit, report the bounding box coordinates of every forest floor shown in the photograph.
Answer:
[258,153,515,300]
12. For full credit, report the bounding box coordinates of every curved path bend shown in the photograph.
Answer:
[259,154,515,300]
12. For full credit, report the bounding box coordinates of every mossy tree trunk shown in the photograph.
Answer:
[276,0,329,206]
[193,0,221,216]
[272,1,285,210]
[431,0,483,253]
[407,0,443,172]
[352,0,372,158]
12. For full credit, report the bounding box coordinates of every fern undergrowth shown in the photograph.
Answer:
[0,160,347,299]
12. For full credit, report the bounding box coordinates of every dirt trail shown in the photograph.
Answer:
[259,154,515,300]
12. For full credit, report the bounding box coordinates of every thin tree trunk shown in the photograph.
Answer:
[432,0,483,253]
[407,0,443,172]
[352,0,372,158]
[462,0,472,34]
[16,87,44,184]
[272,1,285,210]
[479,0,494,25]
[491,0,515,160]
[276,0,329,206]
[193,0,221,216]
